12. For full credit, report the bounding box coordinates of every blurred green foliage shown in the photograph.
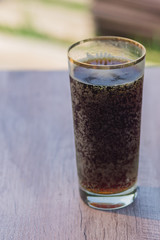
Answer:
[133,37,160,65]
[26,0,88,11]
[0,0,159,66]
[0,24,72,46]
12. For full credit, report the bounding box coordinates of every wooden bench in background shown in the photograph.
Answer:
[92,0,160,39]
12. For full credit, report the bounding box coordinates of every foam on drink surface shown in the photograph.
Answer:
[74,57,141,86]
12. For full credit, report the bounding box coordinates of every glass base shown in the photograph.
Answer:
[79,185,138,210]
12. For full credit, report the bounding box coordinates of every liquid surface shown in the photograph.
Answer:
[74,58,141,86]
[84,57,127,66]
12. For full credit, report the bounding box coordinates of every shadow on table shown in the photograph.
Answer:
[115,186,160,221]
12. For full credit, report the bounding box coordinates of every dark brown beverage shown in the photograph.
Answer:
[70,58,143,194]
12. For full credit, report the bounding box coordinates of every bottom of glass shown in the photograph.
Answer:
[79,185,138,210]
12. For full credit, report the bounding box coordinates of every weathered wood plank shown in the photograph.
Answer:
[93,1,160,38]
[96,0,160,13]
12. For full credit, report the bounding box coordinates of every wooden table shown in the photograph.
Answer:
[0,68,160,239]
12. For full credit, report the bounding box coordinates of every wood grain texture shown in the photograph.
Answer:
[92,0,160,38]
[0,69,160,239]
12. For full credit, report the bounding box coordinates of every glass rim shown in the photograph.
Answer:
[68,36,146,69]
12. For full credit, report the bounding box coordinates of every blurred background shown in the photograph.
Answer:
[0,0,160,70]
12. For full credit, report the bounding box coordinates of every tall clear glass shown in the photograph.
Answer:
[68,37,146,210]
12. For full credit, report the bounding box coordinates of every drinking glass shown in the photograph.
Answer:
[68,36,146,210]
